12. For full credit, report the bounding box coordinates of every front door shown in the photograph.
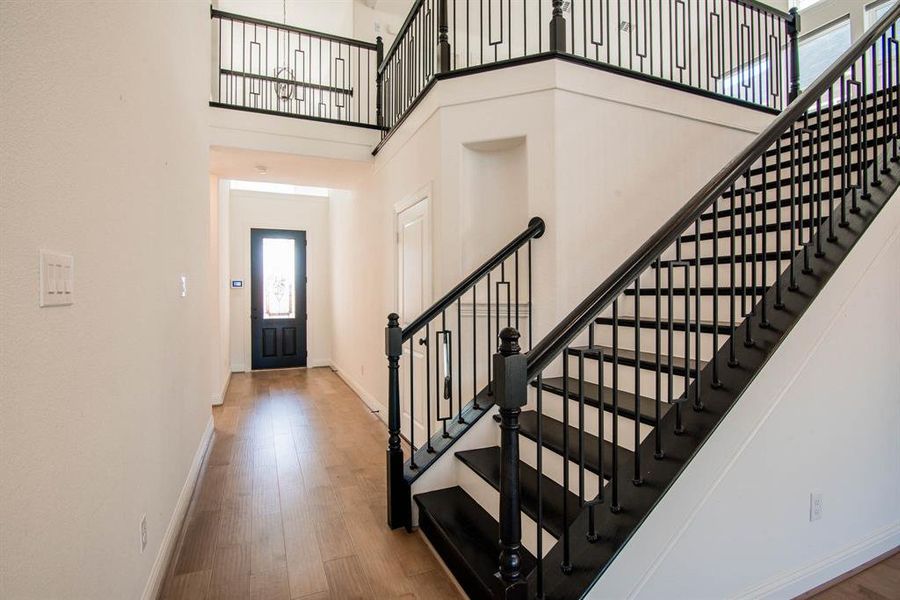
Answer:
[250,228,307,369]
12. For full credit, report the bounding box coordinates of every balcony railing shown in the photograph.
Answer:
[210,1,797,140]
[210,8,383,129]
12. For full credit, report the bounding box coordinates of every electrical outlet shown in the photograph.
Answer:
[139,514,148,553]
[810,492,824,522]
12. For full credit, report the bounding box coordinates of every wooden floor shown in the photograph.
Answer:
[808,550,900,600]
[159,368,462,600]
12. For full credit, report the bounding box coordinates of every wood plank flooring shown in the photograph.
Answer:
[159,368,462,600]
[807,549,899,600]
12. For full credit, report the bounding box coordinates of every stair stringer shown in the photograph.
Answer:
[586,181,900,600]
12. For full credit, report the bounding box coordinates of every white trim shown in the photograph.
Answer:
[734,523,900,599]
[459,301,531,319]
[331,363,387,425]
[211,372,232,406]
[393,182,433,215]
[141,416,215,600]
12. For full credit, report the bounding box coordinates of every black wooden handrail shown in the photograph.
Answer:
[525,1,900,379]
[401,216,546,343]
[210,7,378,50]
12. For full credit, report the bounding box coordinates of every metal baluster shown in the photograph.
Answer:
[814,99,825,259]
[472,284,479,410]
[746,185,756,348]
[611,300,621,512]
[712,200,722,386]
[633,276,642,484]
[655,256,664,458]
[409,338,418,469]
[774,135,785,309]
[789,124,800,288]
[827,84,838,244]
[536,374,544,596]
[693,217,702,409]
[561,348,572,573]
[424,323,433,452]
[760,153,770,327]
[728,184,738,367]
[578,351,586,505]
[457,297,464,424]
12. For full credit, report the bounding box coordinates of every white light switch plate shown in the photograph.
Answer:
[40,250,74,307]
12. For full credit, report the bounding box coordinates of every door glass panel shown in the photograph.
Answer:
[263,237,295,319]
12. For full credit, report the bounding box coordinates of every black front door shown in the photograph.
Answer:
[250,228,307,369]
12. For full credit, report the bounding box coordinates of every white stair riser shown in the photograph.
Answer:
[518,434,603,500]
[456,460,556,558]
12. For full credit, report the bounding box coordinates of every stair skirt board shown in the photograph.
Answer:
[408,403,501,528]
[457,457,557,558]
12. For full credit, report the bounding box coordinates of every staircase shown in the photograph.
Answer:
[386,6,900,599]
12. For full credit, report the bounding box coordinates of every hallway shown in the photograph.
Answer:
[160,368,462,600]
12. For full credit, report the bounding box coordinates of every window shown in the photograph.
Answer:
[789,0,827,10]
[262,237,296,319]
[798,18,852,90]
[865,0,893,28]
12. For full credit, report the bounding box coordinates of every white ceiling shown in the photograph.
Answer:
[209,146,372,190]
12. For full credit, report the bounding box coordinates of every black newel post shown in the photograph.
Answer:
[386,313,410,529]
[437,0,451,73]
[494,328,528,599]
[375,36,385,128]
[787,8,801,103]
[550,0,567,53]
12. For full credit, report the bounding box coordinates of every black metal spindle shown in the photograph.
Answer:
[611,300,621,512]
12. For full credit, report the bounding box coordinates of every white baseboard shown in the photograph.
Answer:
[230,363,246,373]
[211,372,232,406]
[331,363,387,425]
[141,416,215,600]
[735,522,900,600]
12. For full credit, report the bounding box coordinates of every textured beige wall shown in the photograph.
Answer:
[0,1,215,598]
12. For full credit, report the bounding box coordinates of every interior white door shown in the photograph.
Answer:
[397,198,431,447]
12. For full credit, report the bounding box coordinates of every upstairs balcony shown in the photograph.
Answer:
[210,0,798,153]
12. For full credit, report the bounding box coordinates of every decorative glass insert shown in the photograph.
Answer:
[263,237,295,319]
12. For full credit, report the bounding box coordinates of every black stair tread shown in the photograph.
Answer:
[536,376,673,424]
[681,216,819,242]
[568,345,705,377]
[414,486,536,600]
[759,131,894,170]
[514,410,634,479]
[595,315,730,334]
[655,250,795,266]
[624,284,767,296]
[701,192,821,221]
[721,160,876,196]
[455,446,581,539]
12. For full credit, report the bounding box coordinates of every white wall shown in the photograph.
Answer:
[327,58,775,420]
[213,177,232,404]
[228,189,333,371]
[589,189,900,600]
[0,2,214,599]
